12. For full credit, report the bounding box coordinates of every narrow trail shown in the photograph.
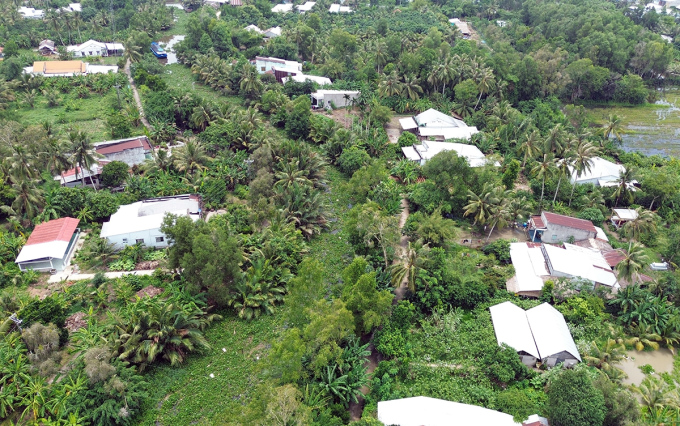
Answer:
[124,58,153,131]
[348,198,411,421]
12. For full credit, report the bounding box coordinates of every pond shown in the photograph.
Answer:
[156,35,185,65]
[617,348,675,386]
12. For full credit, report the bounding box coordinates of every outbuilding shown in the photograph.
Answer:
[310,90,359,109]
[94,136,152,166]
[15,218,81,272]
[611,208,638,229]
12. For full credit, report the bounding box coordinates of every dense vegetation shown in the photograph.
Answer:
[2,0,680,424]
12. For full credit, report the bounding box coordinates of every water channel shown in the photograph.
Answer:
[157,35,185,65]
[617,348,675,386]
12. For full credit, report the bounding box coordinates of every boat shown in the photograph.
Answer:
[150,42,167,58]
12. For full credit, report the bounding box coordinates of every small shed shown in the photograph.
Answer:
[611,208,638,229]
[38,40,57,56]
[310,90,359,109]
[15,218,80,272]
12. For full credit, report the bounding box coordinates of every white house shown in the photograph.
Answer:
[19,6,44,19]
[244,24,264,34]
[378,396,521,426]
[311,90,359,109]
[271,3,293,12]
[67,40,124,57]
[15,218,80,272]
[329,4,352,12]
[60,3,82,12]
[297,1,316,12]
[570,156,630,187]
[94,136,152,167]
[401,140,492,167]
[254,56,301,74]
[490,301,581,368]
[400,108,479,141]
[283,74,332,86]
[100,195,201,249]
[528,211,600,243]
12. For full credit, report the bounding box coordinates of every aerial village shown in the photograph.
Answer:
[1,0,680,424]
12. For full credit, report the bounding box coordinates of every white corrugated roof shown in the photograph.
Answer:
[413,141,486,164]
[526,303,581,361]
[16,241,69,263]
[378,396,519,426]
[401,146,421,161]
[100,196,200,238]
[417,126,479,140]
[509,242,548,292]
[489,301,540,358]
[298,1,315,11]
[271,3,292,12]
[612,208,638,221]
[399,117,418,130]
[544,244,618,287]
[570,156,624,184]
[244,25,263,33]
[414,108,466,128]
[282,74,332,85]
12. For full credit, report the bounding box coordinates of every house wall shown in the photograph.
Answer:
[102,148,148,166]
[73,47,105,57]
[106,228,170,250]
[18,259,54,272]
[543,223,595,243]
[323,93,358,108]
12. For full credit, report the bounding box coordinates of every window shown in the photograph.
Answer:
[261,66,265,71]
[155,237,164,243]
[552,235,557,241]
[88,51,92,56]
[136,239,144,244]
[122,238,128,244]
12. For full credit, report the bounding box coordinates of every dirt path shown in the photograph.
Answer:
[393,198,411,303]
[124,58,153,131]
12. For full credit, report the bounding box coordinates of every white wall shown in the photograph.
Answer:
[106,228,170,250]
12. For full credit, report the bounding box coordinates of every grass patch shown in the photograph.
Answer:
[137,311,281,425]
[162,63,243,107]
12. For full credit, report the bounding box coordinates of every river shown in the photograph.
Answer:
[618,348,675,386]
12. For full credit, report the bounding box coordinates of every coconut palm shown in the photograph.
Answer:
[173,139,209,176]
[239,65,263,100]
[3,180,44,222]
[613,167,638,205]
[530,152,557,210]
[378,71,402,97]
[584,338,627,378]
[603,114,624,143]
[390,241,429,293]
[475,68,495,108]
[8,145,38,181]
[518,130,541,167]
[553,150,576,204]
[228,257,289,320]
[545,123,566,153]
[123,34,144,64]
[39,138,71,177]
[622,207,657,242]
[416,208,457,247]
[616,242,650,285]
[569,140,598,206]
[401,75,423,101]
[633,376,680,411]
[274,160,312,189]
[463,183,500,226]
[68,130,100,190]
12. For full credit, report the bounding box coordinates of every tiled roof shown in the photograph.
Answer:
[543,211,597,233]
[25,218,80,246]
[96,137,151,155]
[531,215,545,228]
[33,60,86,74]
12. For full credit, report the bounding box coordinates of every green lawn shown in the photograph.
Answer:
[14,91,144,142]
[137,311,282,425]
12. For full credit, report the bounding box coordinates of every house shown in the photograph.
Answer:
[19,6,44,19]
[329,4,352,12]
[543,243,619,288]
[205,0,228,7]
[264,26,282,38]
[569,156,630,188]
[490,301,581,368]
[54,162,106,188]
[528,211,598,243]
[611,208,638,229]
[60,3,82,12]
[244,25,264,34]
[100,195,201,249]
[94,136,152,167]
[38,40,57,56]
[449,18,471,38]
[311,90,359,109]
[506,242,550,297]
[271,3,293,12]
[15,218,81,272]
[26,61,117,77]
[283,74,332,86]
[399,108,479,141]
[401,140,492,167]
[230,0,242,6]
[378,396,521,426]
[67,40,125,57]
[254,56,302,81]
[297,1,316,12]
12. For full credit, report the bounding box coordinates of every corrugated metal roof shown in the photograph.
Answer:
[612,208,638,221]
[33,60,86,74]
[544,244,617,287]
[490,301,540,359]
[530,215,545,229]
[95,136,151,155]
[509,242,548,292]
[543,211,597,233]
[378,396,520,426]
[25,218,79,246]
[526,303,581,361]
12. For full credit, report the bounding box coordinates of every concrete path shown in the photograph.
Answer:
[48,269,156,283]
[124,58,153,131]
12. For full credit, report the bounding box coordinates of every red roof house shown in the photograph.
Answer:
[16,218,81,271]
[529,211,598,243]
[94,136,152,166]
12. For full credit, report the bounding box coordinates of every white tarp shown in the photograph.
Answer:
[526,303,581,361]
[378,396,519,426]
[489,301,540,358]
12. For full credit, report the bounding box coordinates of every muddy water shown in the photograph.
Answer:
[618,348,675,386]
[158,35,185,65]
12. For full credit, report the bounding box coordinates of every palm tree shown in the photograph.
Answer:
[39,138,71,177]
[553,149,576,204]
[475,68,495,109]
[378,71,402,97]
[613,167,637,205]
[633,376,680,413]
[569,140,598,206]
[8,145,38,181]
[3,180,44,222]
[584,338,627,378]
[416,208,457,247]
[602,114,624,144]
[239,65,263,100]
[123,34,144,64]
[530,152,557,210]
[463,183,500,226]
[373,41,387,73]
[173,139,209,176]
[390,241,429,293]
[68,131,100,190]
[616,242,650,285]
[401,75,423,101]
[545,123,566,153]
[190,104,213,132]
[485,189,510,241]
[622,207,657,242]
[228,257,288,320]
[518,130,541,167]
[274,160,312,189]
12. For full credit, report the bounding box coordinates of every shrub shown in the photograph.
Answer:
[101,161,129,187]
[337,146,371,176]
[547,369,606,426]
[397,132,418,148]
[482,239,511,263]
[578,207,604,227]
